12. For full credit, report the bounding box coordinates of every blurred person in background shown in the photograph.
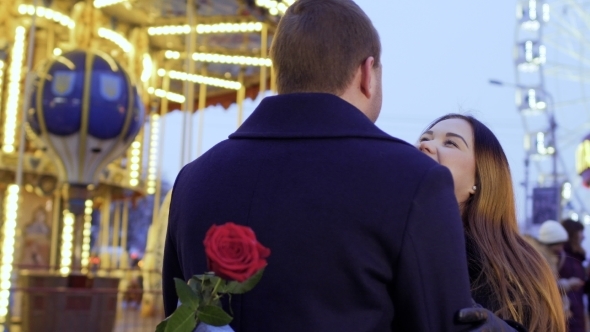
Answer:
[558,218,587,332]
[526,220,583,323]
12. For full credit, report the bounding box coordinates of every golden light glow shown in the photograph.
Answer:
[53,48,63,56]
[158,69,241,90]
[3,27,26,154]
[147,25,191,36]
[577,140,590,174]
[255,0,293,16]
[141,53,153,83]
[97,28,133,53]
[93,0,127,9]
[0,61,5,117]
[147,87,186,103]
[18,5,75,28]
[128,139,142,187]
[147,22,263,36]
[0,184,19,321]
[147,114,160,194]
[196,22,263,34]
[60,210,75,275]
[80,200,93,273]
[164,50,272,67]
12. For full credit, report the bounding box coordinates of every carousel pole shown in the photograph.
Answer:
[259,23,268,97]
[119,199,129,270]
[111,202,121,270]
[99,190,112,273]
[152,62,170,221]
[196,66,206,157]
[237,68,245,127]
[0,0,39,323]
[181,0,196,166]
[49,191,61,271]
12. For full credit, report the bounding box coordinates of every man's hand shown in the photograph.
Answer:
[457,307,527,332]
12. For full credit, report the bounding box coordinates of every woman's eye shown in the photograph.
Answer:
[445,140,458,147]
[419,137,429,142]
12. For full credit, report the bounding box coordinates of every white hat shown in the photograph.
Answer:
[538,220,568,244]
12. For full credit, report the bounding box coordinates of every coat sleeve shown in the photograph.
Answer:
[391,164,474,331]
[162,223,182,317]
[162,169,187,317]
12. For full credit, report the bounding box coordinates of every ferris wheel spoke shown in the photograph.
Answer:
[561,0,590,31]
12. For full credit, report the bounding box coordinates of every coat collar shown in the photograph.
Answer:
[230,93,408,144]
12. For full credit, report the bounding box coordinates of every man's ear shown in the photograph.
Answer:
[360,56,375,99]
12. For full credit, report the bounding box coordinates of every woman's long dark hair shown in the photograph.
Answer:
[426,114,565,331]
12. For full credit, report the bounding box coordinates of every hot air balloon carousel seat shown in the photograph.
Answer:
[18,49,144,331]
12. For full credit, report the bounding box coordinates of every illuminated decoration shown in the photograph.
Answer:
[158,69,241,90]
[534,132,554,155]
[141,53,153,83]
[196,22,263,34]
[542,3,550,22]
[147,87,185,103]
[128,140,141,187]
[147,22,263,36]
[0,185,19,320]
[53,48,63,56]
[93,0,127,9]
[516,87,547,114]
[255,0,294,16]
[80,199,93,272]
[577,136,590,187]
[562,182,572,200]
[17,5,75,29]
[59,210,75,274]
[97,28,133,53]
[27,50,144,185]
[164,50,272,67]
[147,114,159,194]
[3,26,26,154]
[0,61,5,114]
[516,40,546,72]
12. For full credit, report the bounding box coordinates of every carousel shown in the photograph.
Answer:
[0,0,290,330]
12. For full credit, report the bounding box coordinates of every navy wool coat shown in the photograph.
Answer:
[163,93,474,331]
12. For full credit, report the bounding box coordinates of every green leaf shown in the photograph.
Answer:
[164,304,197,332]
[188,277,204,302]
[194,274,224,289]
[155,319,168,332]
[196,305,233,326]
[175,278,200,310]
[223,268,265,294]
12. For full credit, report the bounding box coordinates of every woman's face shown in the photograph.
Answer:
[418,118,476,207]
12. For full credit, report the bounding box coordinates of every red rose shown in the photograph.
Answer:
[203,222,271,282]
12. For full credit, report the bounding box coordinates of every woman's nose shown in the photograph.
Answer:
[418,140,436,155]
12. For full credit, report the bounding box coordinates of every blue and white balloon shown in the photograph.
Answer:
[28,49,144,185]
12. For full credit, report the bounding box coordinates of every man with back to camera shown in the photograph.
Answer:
[163,0,517,330]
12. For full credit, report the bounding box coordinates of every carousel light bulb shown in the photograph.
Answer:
[60,211,75,274]
[0,184,19,322]
[3,27,26,154]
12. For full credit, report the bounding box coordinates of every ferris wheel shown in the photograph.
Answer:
[513,0,590,227]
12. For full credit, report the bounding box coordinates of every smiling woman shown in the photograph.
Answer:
[417,113,566,332]
[418,118,476,208]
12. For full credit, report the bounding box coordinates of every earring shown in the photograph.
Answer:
[472,185,477,191]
